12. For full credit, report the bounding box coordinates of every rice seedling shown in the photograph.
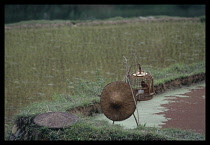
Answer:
[5,18,205,127]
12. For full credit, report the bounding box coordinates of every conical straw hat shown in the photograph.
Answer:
[100,81,136,121]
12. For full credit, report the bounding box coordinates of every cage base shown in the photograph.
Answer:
[136,93,154,101]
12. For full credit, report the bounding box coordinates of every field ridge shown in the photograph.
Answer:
[5,17,200,30]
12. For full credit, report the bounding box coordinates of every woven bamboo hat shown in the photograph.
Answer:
[34,112,79,128]
[100,81,136,121]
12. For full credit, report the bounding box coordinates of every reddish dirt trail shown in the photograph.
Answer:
[157,86,205,135]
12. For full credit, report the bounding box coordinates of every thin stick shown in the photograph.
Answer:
[123,56,140,125]
[126,76,140,125]
[132,54,141,124]
[133,113,138,127]
[137,101,140,124]
[113,121,114,124]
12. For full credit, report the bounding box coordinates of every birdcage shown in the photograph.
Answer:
[127,64,154,101]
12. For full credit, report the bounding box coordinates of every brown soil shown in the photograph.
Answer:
[69,102,101,116]
[154,73,205,94]
[156,86,205,135]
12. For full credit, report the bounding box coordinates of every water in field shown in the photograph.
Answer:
[94,82,205,130]
[5,20,205,126]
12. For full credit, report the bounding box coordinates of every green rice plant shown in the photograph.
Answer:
[5,18,205,130]
[69,69,106,97]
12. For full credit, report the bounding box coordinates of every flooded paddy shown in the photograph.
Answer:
[94,82,205,134]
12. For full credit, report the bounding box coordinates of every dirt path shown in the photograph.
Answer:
[157,86,205,135]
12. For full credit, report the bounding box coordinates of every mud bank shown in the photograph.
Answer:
[68,102,101,116]
[154,73,205,94]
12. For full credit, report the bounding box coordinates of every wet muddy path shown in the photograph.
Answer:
[94,82,205,135]
[157,84,205,134]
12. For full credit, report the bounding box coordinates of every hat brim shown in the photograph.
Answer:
[100,81,136,121]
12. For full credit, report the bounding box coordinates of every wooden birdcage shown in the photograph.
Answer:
[127,64,154,101]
